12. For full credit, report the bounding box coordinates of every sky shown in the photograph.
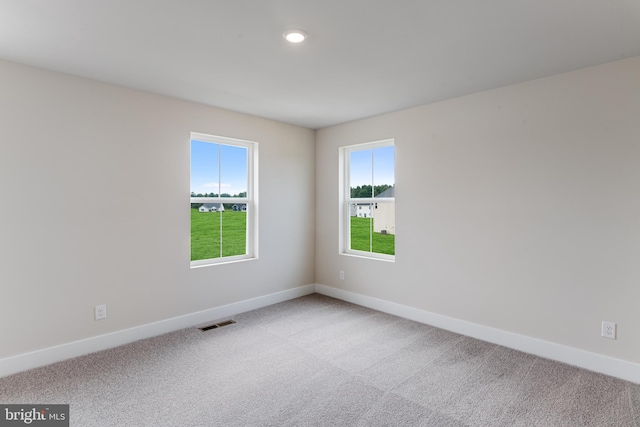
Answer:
[191,140,247,196]
[191,141,392,196]
[350,146,395,188]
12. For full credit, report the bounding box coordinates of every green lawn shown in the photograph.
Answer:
[192,210,393,260]
[350,216,395,255]
[191,209,246,261]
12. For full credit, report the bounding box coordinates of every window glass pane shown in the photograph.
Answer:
[221,204,247,257]
[220,144,248,198]
[191,208,221,261]
[348,201,395,256]
[190,140,220,197]
[372,200,395,255]
[372,146,394,255]
[373,146,395,196]
[350,149,373,198]
[349,202,373,252]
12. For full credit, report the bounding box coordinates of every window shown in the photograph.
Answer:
[190,133,258,267]
[341,139,395,260]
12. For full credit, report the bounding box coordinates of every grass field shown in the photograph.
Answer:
[350,216,395,255]
[191,209,246,261]
[192,210,394,260]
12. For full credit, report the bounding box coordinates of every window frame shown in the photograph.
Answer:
[190,132,258,268]
[339,138,395,262]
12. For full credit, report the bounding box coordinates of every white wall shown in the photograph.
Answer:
[3,54,639,375]
[315,57,640,364]
[0,59,315,360]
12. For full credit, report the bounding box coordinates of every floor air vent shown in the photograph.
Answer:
[198,319,236,332]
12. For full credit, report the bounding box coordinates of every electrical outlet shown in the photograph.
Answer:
[95,304,107,320]
[339,270,345,280]
[601,321,616,340]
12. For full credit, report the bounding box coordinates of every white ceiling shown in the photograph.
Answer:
[1,1,639,129]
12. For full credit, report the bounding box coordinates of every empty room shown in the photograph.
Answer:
[1,1,640,426]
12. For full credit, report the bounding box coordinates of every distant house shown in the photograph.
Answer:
[198,203,225,213]
[348,188,395,235]
[231,203,247,212]
[350,203,371,217]
[349,187,395,225]
[374,186,395,235]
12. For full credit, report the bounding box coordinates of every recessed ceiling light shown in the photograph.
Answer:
[283,30,307,44]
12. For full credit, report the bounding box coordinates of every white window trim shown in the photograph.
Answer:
[339,138,395,262]
[190,132,259,268]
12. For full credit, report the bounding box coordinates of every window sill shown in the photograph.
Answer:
[340,252,395,263]
[190,256,258,269]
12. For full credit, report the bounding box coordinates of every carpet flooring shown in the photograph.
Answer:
[1,294,639,426]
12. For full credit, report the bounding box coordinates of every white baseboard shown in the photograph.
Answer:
[315,284,640,384]
[4,283,638,384]
[0,284,315,378]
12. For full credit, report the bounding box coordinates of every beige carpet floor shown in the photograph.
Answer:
[1,294,639,426]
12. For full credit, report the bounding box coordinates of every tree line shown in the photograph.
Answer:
[190,192,247,210]
[350,184,392,198]
[190,192,247,198]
